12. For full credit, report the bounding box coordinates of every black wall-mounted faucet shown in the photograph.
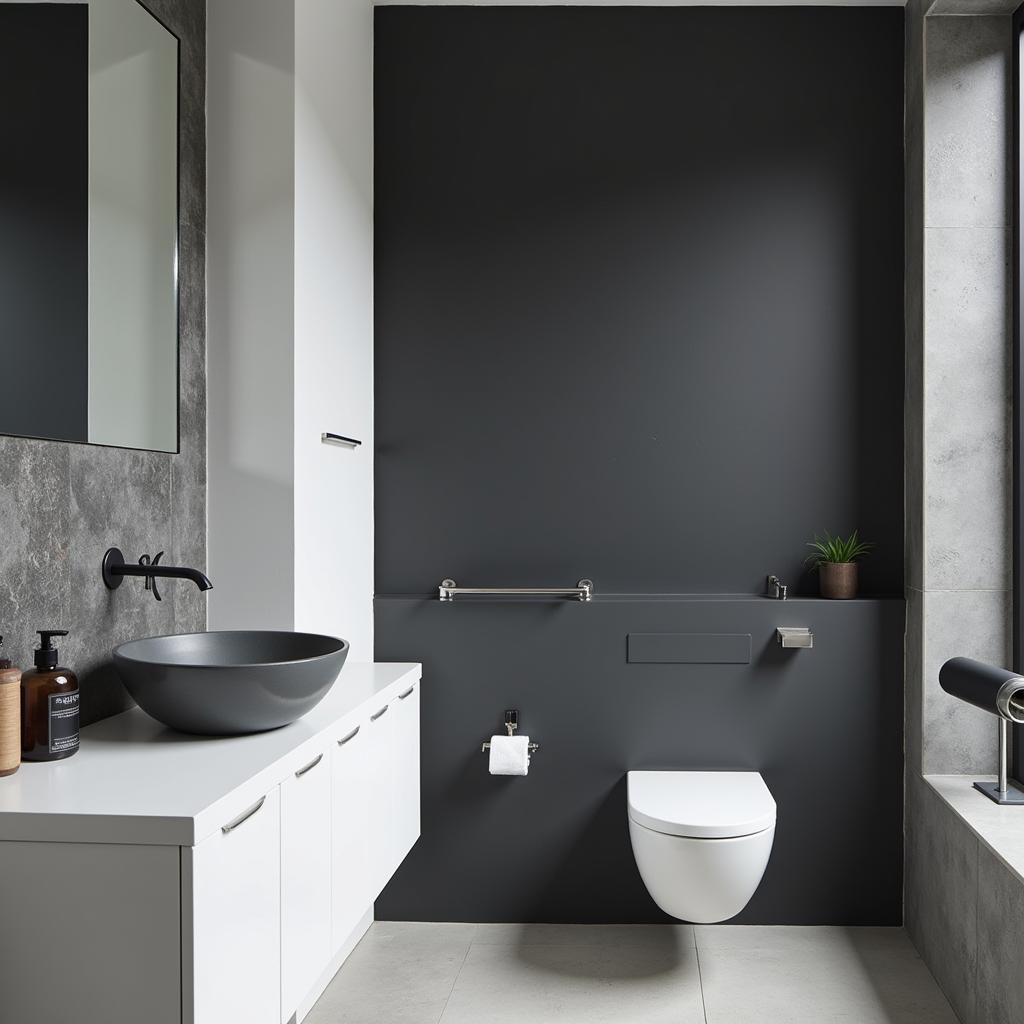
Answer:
[102,547,212,602]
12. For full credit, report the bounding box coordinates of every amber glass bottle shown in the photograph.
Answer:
[21,630,79,762]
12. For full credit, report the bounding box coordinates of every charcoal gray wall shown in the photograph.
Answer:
[375,6,904,596]
[0,0,205,726]
[0,4,88,443]
[374,6,905,923]
[376,597,904,924]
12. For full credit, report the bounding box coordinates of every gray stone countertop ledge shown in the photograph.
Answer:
[926,775,1024,884]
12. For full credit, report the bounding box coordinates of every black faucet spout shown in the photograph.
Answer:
[102,548,213,601]
[182,567,214,591]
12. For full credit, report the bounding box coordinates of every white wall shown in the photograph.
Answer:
[293,0,374,656]
[88,0,177,451]
[207,0,297,631]
[208,0,374,656]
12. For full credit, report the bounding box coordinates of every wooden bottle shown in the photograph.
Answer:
[0,667,21,777]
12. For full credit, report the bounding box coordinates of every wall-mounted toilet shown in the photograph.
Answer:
[627,770,776,923]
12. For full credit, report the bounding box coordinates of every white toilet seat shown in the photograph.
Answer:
[627,770,777,923]
[627,770,775,839]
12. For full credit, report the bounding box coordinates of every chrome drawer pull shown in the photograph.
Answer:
[398,686,415,700]
[295,753,324,777]
[370,705,389,721]
[337,726,360,746]
[222,796,266,834]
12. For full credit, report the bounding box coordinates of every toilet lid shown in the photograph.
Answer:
[627,770,776,839]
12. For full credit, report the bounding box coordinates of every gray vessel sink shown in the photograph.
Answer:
[113,631,349,736]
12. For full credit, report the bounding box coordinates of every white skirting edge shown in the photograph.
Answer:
[295,907,374,1023]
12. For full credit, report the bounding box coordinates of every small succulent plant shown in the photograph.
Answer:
[804,530,874,568]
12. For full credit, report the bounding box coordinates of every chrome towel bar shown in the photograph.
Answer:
[439,578,593,602]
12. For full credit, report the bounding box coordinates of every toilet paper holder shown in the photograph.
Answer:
[481,710,540,753]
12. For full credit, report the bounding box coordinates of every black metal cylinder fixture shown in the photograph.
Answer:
[939,657,1024,723]
[939,657,1024,805]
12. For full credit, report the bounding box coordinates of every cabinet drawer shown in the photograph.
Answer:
[332,720,371,950]
[364,682,421,899]
[392,681,421,865]
[282,744,333,1020]
[366,697,397,896]
[188,787,281,1024]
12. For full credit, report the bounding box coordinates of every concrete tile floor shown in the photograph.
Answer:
[305,923,960,1024]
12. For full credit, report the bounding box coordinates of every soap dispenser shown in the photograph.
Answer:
[21,630,79,761]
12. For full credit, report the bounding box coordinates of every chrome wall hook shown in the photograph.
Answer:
[321,432,362,449]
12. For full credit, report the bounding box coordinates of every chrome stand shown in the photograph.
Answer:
[974,719,1024,804]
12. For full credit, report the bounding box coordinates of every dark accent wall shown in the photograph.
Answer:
[375,7,905,924]
[375,6,905,597]
[376,597,904,924]
[0,4,88,443]
[0,0,205,726]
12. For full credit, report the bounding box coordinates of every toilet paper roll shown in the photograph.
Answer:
[488,735,530,776]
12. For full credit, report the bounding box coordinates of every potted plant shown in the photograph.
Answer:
[805,530,874,599]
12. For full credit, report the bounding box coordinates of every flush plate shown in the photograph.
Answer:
[627,633,752,665]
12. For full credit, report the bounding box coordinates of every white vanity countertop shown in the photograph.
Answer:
[0,662,421,848]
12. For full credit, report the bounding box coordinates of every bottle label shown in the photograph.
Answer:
[48,691,80,755]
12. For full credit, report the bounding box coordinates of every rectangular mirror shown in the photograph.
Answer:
[0,0,179,452]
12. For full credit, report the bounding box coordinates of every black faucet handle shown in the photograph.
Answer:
[138,553,163,602]
[151,553,163,600]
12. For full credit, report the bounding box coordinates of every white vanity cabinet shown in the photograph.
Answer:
[0,663,421,1024]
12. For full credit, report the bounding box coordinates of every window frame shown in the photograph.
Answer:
[1013,5,1024,780]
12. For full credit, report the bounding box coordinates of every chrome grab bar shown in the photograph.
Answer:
[439,578,593,602]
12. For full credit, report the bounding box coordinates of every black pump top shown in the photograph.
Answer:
[35,630,68,670]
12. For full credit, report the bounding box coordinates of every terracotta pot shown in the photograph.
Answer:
[819,561,858,599]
